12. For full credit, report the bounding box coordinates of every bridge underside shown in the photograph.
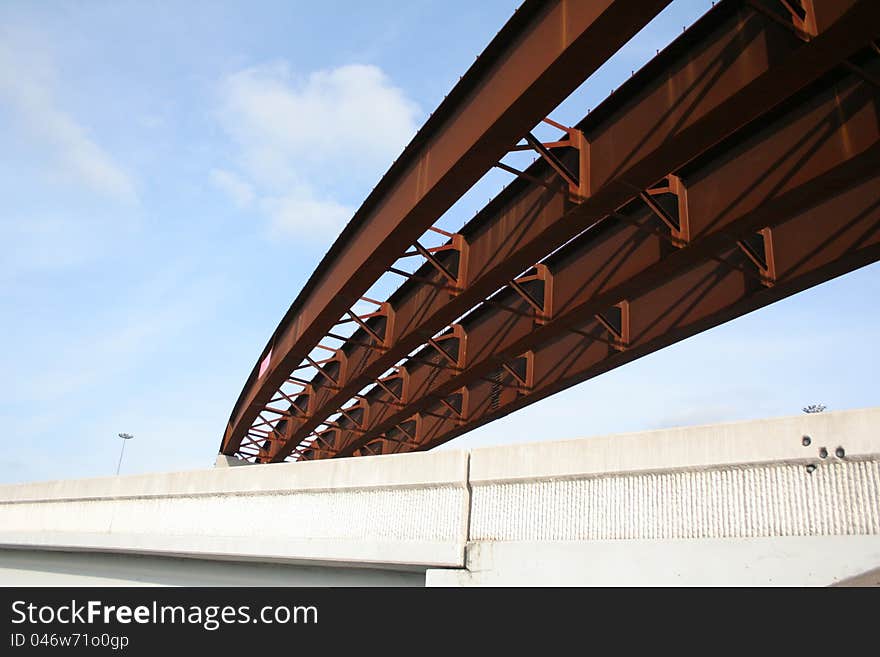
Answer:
[221,0,880,464]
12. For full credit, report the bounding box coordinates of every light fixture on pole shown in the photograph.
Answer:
[116,432,134,475]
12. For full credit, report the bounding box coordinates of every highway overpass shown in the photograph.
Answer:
[1,408,878,586]
[218,0,880,468]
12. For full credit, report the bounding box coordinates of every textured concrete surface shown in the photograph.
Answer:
[0,408,877,585]
[468,408,880,542]
[0,449,471,570]
[470,460,880,541]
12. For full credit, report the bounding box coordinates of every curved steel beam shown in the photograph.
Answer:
[271,0,880,462]
[222,0,672,457]
[223,0,880,463]
[407,174,880,455]
[328,70,880,457]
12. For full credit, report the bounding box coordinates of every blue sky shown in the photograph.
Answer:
[1,1,877,483]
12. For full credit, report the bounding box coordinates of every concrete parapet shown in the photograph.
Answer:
[0,449,471,569]
[467,409,880,542]
[0,407,878,584]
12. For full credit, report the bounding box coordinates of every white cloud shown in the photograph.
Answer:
[210,168,254,208]
[261,191,351,238]
[0,29,137,202]
[214,62,419,241]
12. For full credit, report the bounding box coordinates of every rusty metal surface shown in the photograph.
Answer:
[410,175,880,454]
[221,0,880,463]
[327,71,880,458]
[222,0,672,457]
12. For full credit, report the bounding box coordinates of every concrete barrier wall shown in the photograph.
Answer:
[0,408,878,584]
[0,450,470,569]
[468,409,880,541]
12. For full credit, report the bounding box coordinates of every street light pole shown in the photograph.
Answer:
[116,432,134,475]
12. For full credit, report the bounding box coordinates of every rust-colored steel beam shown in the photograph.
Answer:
[262,0,880,462]
[405,174,880,453]
[329,70,880,458]
[222,0,672,456]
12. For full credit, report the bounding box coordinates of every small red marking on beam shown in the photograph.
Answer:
[258,350,272,379]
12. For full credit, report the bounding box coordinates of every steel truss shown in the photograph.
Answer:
[222,0,880,463]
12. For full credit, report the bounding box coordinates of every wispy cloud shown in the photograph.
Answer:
[210,168,254,208]
[213,62,419,241]
[260,191,351,238]
[0,216,95,279]
[0,27,137,202]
